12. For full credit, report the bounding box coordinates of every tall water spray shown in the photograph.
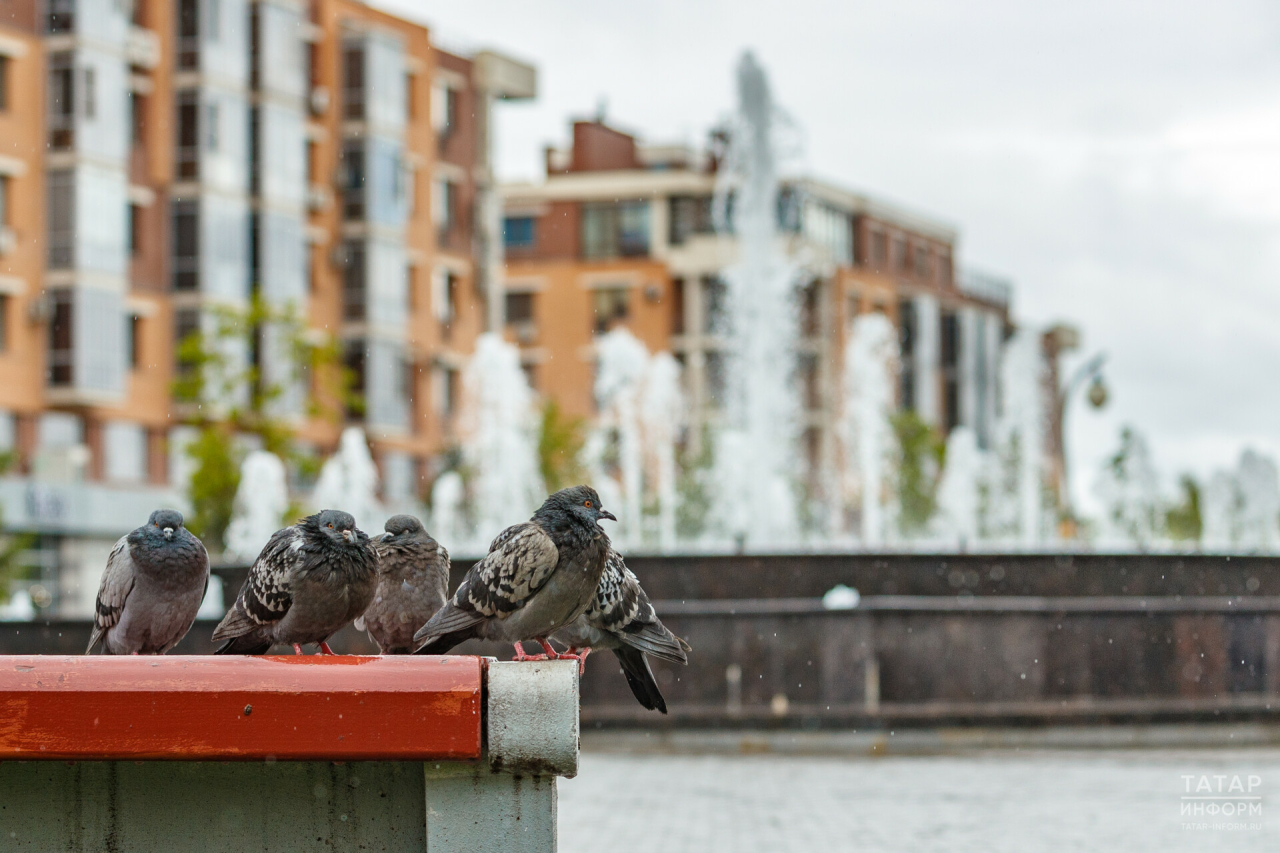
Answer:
[710,51,802,548]
[641,352,683,550]
[311,426,384,535]
[225,450,289,562]
[840,313,899,545]
[992,329,1048,547]
[933,426,982,548]
[458,333,544,546]
[1203,449,1280,551]
[1093,427,1162,550]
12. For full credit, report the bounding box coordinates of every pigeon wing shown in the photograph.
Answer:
[211,526,299,641]
[587,550,688,665]
[414,522,557,643]
[86,535,136,653]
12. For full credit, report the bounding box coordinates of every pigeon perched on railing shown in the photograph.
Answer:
[356,514,449,654]
[86,509,210,655]
[553,548,690,713]
[413,485,616,662]
[212,510,375,655]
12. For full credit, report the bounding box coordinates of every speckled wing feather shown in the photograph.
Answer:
[586,550,688,664]
[413,522,558,644]
[86,536,136,653]
[211,525,300,641]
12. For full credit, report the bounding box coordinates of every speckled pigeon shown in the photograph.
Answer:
[355,514,449,654]
[86,509,210,655]
[553,548,690,713]
[413,485,616,662]
[212,510,376,655]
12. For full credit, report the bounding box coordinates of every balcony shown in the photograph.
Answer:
[126,27,160,70]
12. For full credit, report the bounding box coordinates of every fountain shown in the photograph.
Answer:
[989,329,1048,547]
[224,450,289,562]
[709,51,802,548]
[839,313,899,546]
[457,333,544,547]
[430,469,467,550]
[1202,449,1280,552]
[933,426,982,549]
[311,426,385,536]
[591,329,685,550]
[1092,427,1162,550]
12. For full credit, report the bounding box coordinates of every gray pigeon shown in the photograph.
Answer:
[413,485,616,661]
[212,510,376,655]
[356,514,449,654]
[86,509,209,655]
[553,548,690,713]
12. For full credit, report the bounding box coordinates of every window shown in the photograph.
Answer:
[344,342,366,420]
[0,294,8,352]
[899,298,916,410]
[701,275,726,334]
[939,251,953,287]
[432,83,458,138]
[47,170,74,269]
[48,54,75,150]
[104,422,147,484]
[343,44,365,120]
[669,196,713,245]
[671,277,685,335]
[0,175,8,229]
[82,67,95,119]
[0,56,9,112]
[433,268,457,329]
[893,236,907,272]
[176,91,199,179]
[341,141,365,220]
[341,241,366,321]
[521,362,538,391]
[47,0,75,33]
[130,92,146,145]
[204,102,219,152]
[171,201,199,291]
[582,201,650,259]
[48,290,74,386]
[128,315,142,369]
[505,292,534,324]
[129,205,141,255]
[871,231,888,268]
[205,0,221,41]
[433,178,456,235]
[941,311,960,431]
[177,0,199,69]
[503,216,536,250]
[915,245,930,278]
[432,365,458,418]
[592,286,630,335]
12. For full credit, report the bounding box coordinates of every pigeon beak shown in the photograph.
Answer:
[342,530,355,543]
[163,528,174,539]
[599,510,617,522]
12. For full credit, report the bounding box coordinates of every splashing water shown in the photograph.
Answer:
[1093,427,1162,550]
[933,426,982,549]
[591,329,685,550]
[225,450,289,562]
[991,329,1048,547]
[709,51,802,548]
[840,313,899,546]
[458,333,544,546]
[430,470,467,550]
[311,427,384,535]
[1202,449,1280,552]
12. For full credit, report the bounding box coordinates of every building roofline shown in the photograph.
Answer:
[789,177,958,243]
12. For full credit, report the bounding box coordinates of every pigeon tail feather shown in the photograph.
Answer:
[614,645,667,714]
[214,632,274,655]
[620,621,689,665]
[412,627,477,656]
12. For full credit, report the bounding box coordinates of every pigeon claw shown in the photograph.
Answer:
[292,643,305,655]
[562,647,592,675]
[512,641,548,662]
[318,642,337,656]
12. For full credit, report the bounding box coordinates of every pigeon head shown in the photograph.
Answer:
[383,514,428,541]
[312,509,363,546]
[146,508,186,541]
[535,485,616,530]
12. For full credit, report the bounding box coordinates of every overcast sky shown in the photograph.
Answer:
[380,0,1280,515]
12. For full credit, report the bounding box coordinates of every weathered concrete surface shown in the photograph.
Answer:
[0,761,427,852]
[488,659,580,777]
[426,762,557,852]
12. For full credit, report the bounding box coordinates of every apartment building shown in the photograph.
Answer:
[502,119,1011,485]
[0,0,533,615]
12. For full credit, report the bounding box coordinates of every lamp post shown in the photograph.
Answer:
[1050,351,1107,534]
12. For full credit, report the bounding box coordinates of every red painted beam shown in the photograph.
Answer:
[0,655,482,761]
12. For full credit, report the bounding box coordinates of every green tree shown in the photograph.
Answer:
[892,410,946,536]
[1166,474,1203,542]
[537,400,586,492]
[173,296,347,553]
[677,427,714,540]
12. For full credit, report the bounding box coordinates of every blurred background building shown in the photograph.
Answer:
[0,0,533,614]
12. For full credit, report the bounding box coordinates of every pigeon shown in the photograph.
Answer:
[552,548,690,713]
[355,514,449,654]
[413,485,616,662]
[86,509,210,655]
[212,510,376,655]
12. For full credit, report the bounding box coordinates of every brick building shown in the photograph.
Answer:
[501,119,1012,487]
[0,0,532,614]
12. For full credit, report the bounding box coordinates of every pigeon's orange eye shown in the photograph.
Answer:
[584,500,593,508]
[327,523,334,529]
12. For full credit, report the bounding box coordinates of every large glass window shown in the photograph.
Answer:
[0,56,9,112]
[48,290,74,386]
[669,196,713,245]
[47,0,75,33]
[177,0,200,69]
[341,141,365,220]
[48,53,75,150]
[343,44,365,120]
[176,91,199,179]
[47,171,74,269]
[591,286,630,335]
[582,201,650,259]
[341,241,366,321]
[171,201,199,291]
